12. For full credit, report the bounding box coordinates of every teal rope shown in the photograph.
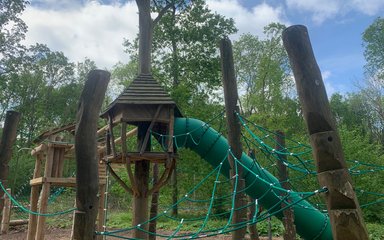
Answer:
[0,181,76,216]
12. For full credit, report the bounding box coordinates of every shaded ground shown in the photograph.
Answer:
[3,226,282,239]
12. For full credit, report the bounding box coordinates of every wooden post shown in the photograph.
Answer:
[27,154,43,240]
[0,110,20,225]
[73,70,110,240]
[148,163,159,240]
[219,37,247,240]
[35,142,55,240]
[1,188,11,234]
[132,122,150,239]
[282,25,369,240]
[275,131,296,240]
[169,107,178,217]
[247,150,259,240]
[96,183,106,240]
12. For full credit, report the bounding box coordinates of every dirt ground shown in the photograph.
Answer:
[3,226,282,239]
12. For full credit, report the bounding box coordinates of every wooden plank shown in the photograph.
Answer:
[73,69,110,240]
[108,114,117,158]
[140,105,163,154]
[220,37,247,240]
[51,137,62,177]
[33,123,76,144]
[30,177,76,187]
[108,152,172,163]
[122,122,138,195]
[1,188,11,234]
[97,128,137,154]
[282,25,368,240]
[57,148,66,178]
[31,144,47,156]
[10,219,29,226]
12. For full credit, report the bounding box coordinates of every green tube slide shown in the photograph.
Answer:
[173,118,332,240]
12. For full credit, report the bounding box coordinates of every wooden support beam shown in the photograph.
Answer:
[0,110,20,226]
[148,163,159,240]
[282,25,368,240]
[220,37,247,240]
[31,144,47,156]
[10,219,29,226]
[140,105,162,154]
[51,137,62,178]
[35,143,55,240]
[121,122,138,196]
[108,114,117,158]
[98,128,137,154]
[107,164,133,195]
[1,188,11,234]
[275,131,296,240]
[96,183,106,239]
[73,69,110,240]
[27,154,42,240]
[246,150,259,240]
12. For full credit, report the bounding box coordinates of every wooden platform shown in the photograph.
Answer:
[107,152,176,164]
[30,177,107,187]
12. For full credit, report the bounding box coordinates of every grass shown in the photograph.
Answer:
[105,210,284,237]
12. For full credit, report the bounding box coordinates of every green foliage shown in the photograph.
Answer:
[367,222,384,240]
[363,17,384,80]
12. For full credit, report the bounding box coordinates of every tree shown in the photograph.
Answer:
[233,23,302,134]
[363,17,384,82]
[123,0,236,118]
[0,0,28,122]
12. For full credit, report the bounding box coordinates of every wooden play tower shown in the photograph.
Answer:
[100,73,182,239]
[25,124,112,240]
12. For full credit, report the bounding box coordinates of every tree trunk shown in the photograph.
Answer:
[0,110,20,226]
[219,37,247,240]
[283,25,368,240]
[133,122,150,239]
[73,70,110,240]
[136,0,153,74]
[276,131,296,240]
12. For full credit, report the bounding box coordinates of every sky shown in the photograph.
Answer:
[20,0,384,96]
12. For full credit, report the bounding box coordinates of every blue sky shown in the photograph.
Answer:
[21,0,384,96]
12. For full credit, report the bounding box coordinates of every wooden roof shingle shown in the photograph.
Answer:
[100,73,181,118]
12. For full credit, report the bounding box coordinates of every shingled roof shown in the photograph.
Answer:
[100,73,182,118]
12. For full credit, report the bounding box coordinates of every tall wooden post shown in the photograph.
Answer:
[35,141,54,240]
[0,110,20,226]
[148,163,159,240]
[1,188,11,234]
[73,70,110,240]
[247,151,259,240]
[27,154,43,240]
[219,37,247,240]
[282,25,369,240]
[275,131,296,240]
[133,122,150,239]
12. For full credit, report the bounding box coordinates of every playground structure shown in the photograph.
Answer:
[1,25,381,240]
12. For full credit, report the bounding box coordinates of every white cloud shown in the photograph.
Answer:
[351,0,384,15]
[322,70,348,96]
[21,1,138,69]
[206,0,289,39]
[286,0,384,24]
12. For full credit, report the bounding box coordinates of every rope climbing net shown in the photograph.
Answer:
[1,111,383,239]
[97,111,384,239]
